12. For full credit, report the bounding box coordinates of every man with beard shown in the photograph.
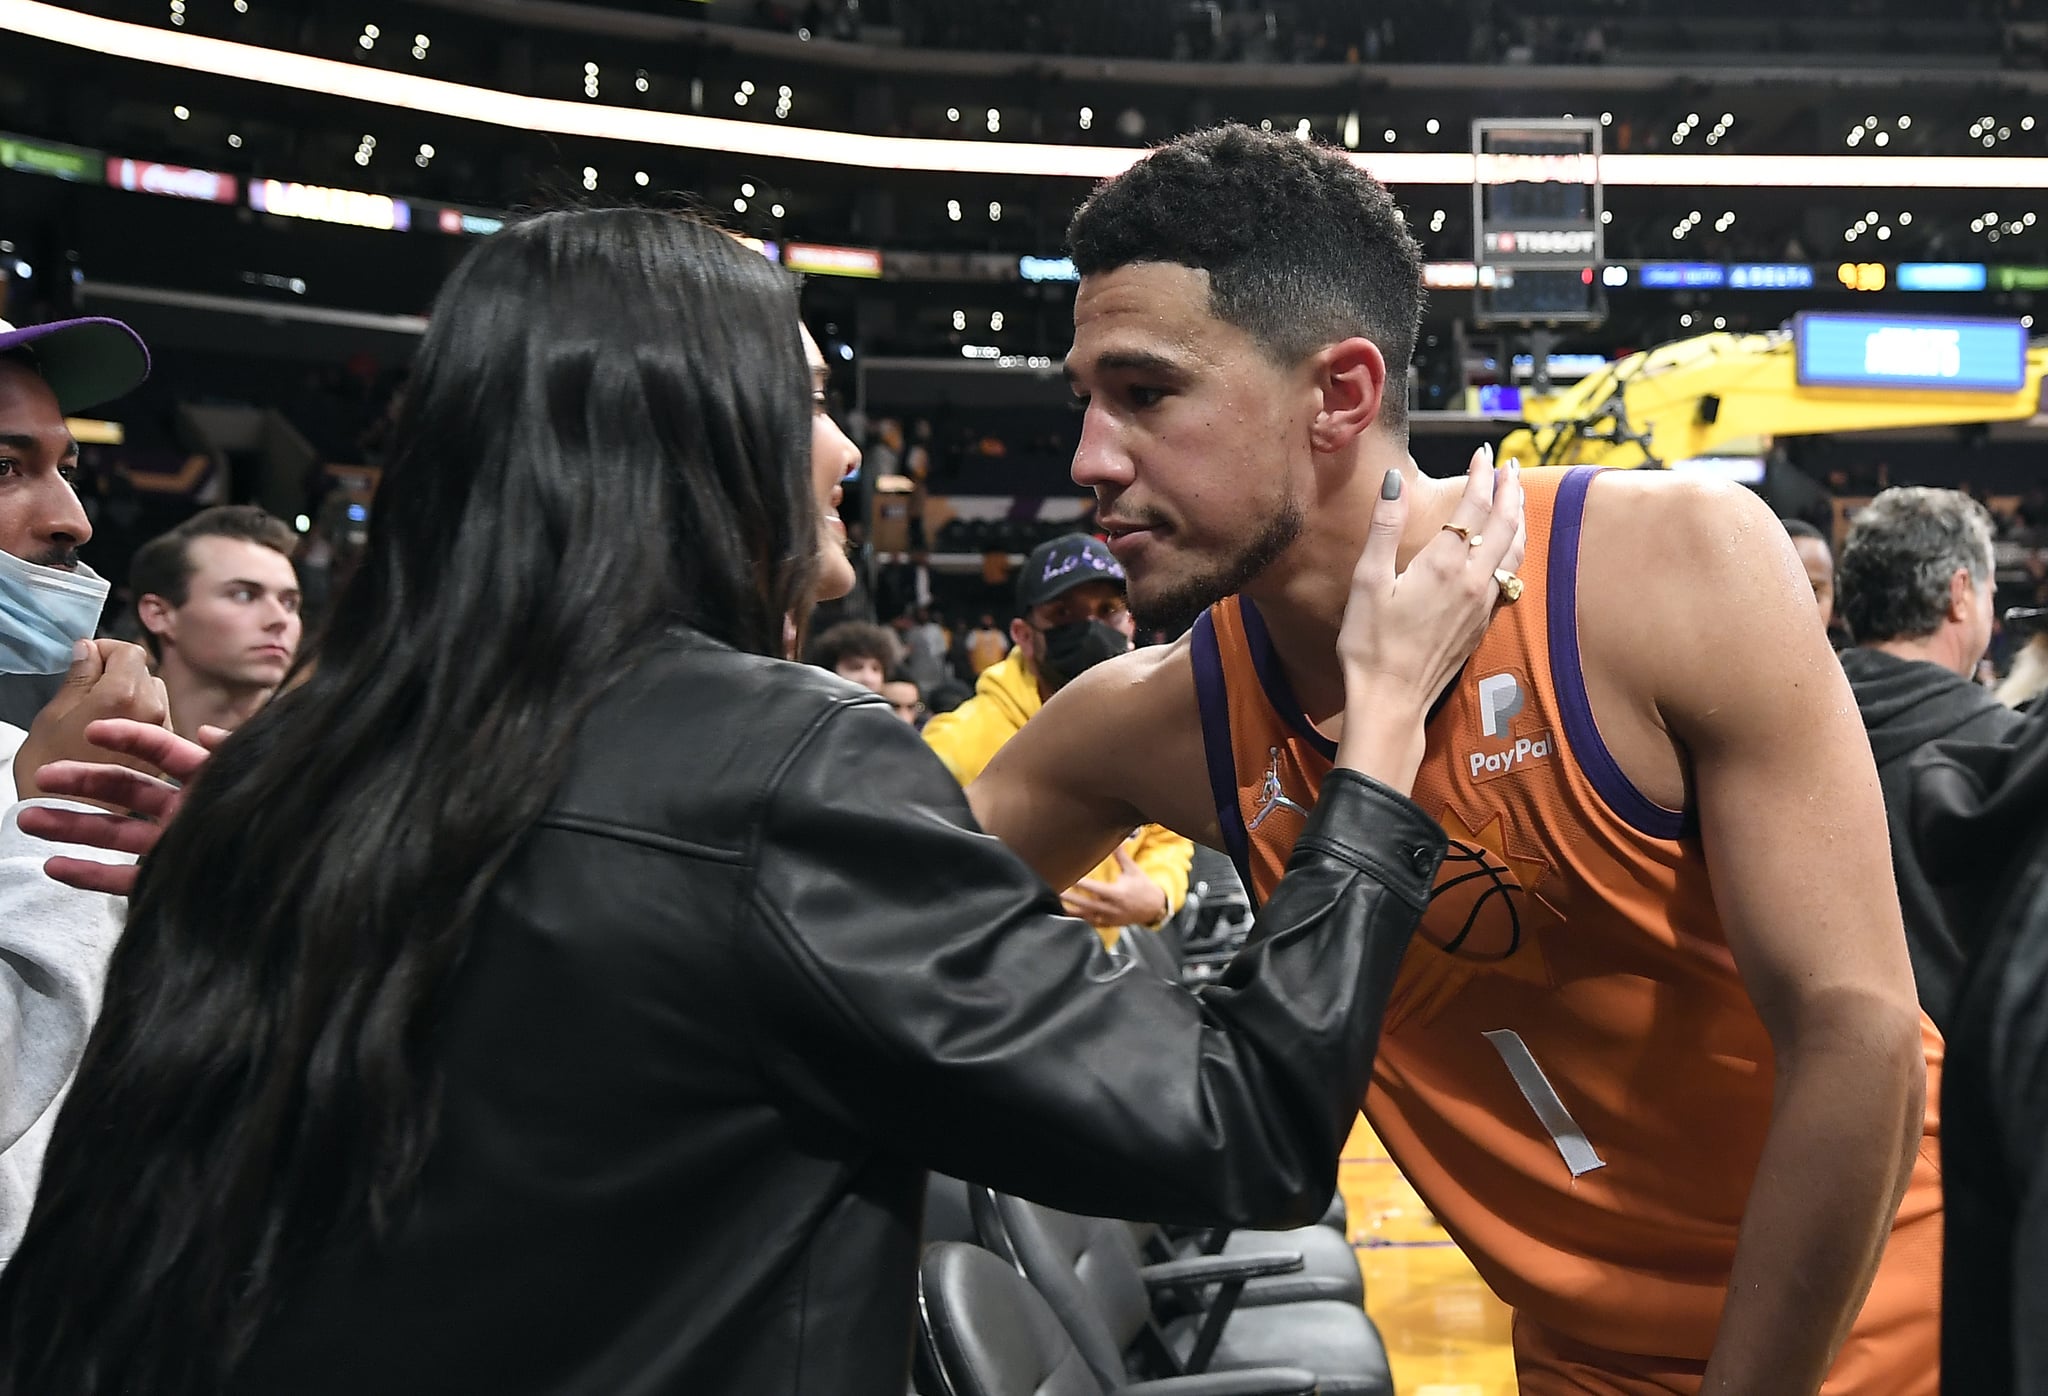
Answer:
[968,126,1940,1395]
[0,317,160,1262]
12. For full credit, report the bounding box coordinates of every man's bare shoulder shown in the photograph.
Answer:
[1578,468,1807,648]
[1573,469,1821,803]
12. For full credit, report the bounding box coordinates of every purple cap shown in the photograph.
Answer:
[0,316,150,413]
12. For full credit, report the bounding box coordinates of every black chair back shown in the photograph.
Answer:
[980,1191,1157,1390]
[917,1242,1106,1396]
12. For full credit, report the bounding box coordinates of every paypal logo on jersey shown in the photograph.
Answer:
[1478,673,1525,738]
[1468,670,1553,784]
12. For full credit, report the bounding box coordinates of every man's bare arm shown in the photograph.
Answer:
[968,641,1215,893]
[1634,479,1924,1395]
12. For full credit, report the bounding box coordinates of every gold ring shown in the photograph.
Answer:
[1495,569,1524,602]
[1443,523,1483,548]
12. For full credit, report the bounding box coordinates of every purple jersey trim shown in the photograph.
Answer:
[1238,597,1341,761]
[1547,467,1692,842]
[1190,609,1257,895]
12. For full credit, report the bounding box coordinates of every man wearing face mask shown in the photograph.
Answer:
[923,534,1192,942]
[0,317,158,1265]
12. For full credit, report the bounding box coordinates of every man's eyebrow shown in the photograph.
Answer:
[1062,349,1191,386]
[0,432,76,455]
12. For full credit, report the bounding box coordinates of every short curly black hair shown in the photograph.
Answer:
[1067,124,1424,432]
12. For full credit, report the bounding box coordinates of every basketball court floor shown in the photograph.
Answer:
[1339,1115,1517,1396]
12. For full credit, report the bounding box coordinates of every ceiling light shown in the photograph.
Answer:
[635,71,649,92]
[1877,226,1891,239]
[233,0,247,9]
[1714,317,1727,329]
[1865,116,1878,129]
[988,201,1002,220]
[1426,118,1440,134]
[1296,119,1311,139]
[947,199,961,221]
[770,202,784,217]
[1898,115,1911,129]
[1899,212,1912,224]
[172,104,189,120]
[946,107,960,122]
[582,166,598,191]
[1384,128,1396,143]
[1600,111,1612,125]
[1600,209,1612,223]
[742,182,756,197]
[952,310,967,330]
[734,198,747,212]
[635,170,649,186]
[2026,117,2038,132]
[1876,132,1889,146]
[227,133,242,148]
[1680,314,1693,326]
[990,311,1004,330]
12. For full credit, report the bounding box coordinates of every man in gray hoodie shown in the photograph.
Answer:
[0,317,154,1263]
[1838,485,2023,1033]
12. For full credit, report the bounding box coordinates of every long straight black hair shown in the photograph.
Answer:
[0,208,819,1395]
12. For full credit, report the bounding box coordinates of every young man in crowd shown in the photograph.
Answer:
[969,125,1939,1394]
[923,534,1192,944]
[879,668,924,726]
[0,317,158,1263]
[131,506,302,741]
[804,619,897,693]
[1837,486,2022,1032]
[1783,516,1838,635]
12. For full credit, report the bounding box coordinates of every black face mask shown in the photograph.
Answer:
[1036,619,1130,690]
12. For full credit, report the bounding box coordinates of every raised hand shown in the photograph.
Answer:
[1333,445,1526,792]
[17,718,225,897]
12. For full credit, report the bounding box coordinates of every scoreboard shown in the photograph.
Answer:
[1471,118,1604,326]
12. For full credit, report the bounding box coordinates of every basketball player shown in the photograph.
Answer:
[970,126,1940,1395]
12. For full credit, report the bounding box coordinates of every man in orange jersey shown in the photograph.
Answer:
[969,125,1939,1396]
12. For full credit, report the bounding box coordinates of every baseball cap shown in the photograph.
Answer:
[1016,533,1126,613]
[0,316,150,413]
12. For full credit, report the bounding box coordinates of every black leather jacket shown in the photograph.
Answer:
[228,633,1447,1396]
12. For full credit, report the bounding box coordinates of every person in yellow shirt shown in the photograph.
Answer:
[923,535,1192,945]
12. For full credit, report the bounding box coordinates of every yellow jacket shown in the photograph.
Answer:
[922,648,1193,933]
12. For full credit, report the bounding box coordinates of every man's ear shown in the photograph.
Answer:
[1948,568,1975,623]
[1308,336,1389,455]
[1009,617,1034,651]
[137,593,175,647]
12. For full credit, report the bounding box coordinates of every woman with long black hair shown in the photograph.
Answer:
[0,207,1520,1395]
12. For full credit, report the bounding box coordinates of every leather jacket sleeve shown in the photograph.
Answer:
[740,698,1445,1229]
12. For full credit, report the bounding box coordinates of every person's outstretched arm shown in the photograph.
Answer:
[746,455,1523,1225]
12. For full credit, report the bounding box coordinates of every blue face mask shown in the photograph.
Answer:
[0,550,109,676]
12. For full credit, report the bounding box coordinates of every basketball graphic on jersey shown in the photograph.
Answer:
[1420,809,1563,971]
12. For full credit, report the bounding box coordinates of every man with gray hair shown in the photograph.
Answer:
[1840,485,2023,1031]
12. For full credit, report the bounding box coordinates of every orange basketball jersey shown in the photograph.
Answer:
[1190,466,1942,1390]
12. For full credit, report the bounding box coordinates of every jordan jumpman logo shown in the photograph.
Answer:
[1250,746,1308,829]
